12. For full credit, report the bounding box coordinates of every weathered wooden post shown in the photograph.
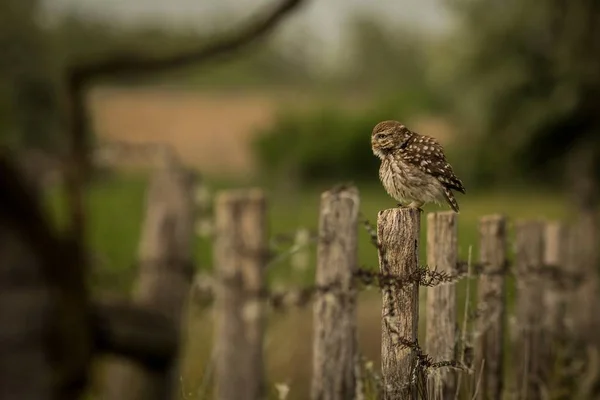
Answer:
[101,156,196,400]
[474,215,507,400]
[425,212,458,398]
[512,220,545,400]
[311,185,360,400]
[566,215,600,344]
[378,208,421,400]
[540,221,571,394]
[542,221,569,336]
[213,189,267,400]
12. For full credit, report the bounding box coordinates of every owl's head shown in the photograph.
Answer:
[371,120,413,158]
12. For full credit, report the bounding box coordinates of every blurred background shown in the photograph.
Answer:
[1,0,599,398]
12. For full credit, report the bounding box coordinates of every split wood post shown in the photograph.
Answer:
[311,185,360,400]
[213,189,267,400]
[425,212,458,398]
[378,208,421,400]
[101,158,197,400]
[474,215,507,400]
[512,220,545,400]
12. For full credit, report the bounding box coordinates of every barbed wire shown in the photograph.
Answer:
[88,208,587,399]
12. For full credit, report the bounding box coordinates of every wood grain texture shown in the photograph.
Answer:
[378,208,421,400]
[311,185,360,400]
[425,212,458,399]
[213,189,267,400]
[474,215,507,400]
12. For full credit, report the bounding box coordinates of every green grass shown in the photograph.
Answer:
[60,173,567,399]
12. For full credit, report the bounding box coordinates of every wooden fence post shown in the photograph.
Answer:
[213,189,267,400]
[512,220,545,400]
[425,212,458,399]
[311,185,360,400]
[566,215,600,345]
[474,215,507,400]
[378,208,421,400]
[101,159,196,400]
[543,222,570,337]
[540,221,571,393]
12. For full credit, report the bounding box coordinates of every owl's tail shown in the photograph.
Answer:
[442,187,460,213]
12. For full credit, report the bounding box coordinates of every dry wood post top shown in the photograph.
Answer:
[377,207,421,400]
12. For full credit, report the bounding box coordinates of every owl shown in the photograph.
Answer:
[371,120,465,212]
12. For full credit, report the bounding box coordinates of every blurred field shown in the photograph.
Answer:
[88,87,456,180]
[88,87,374,178]
[66,173,568,399]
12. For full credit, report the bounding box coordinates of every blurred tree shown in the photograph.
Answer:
[0,0,62,152]
[342,14,438,100]
[440,0,600,213]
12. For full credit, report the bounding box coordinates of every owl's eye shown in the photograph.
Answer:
[375,133,386,140]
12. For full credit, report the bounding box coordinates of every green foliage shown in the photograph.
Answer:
[252,91,440,186]
[342,15,433,93]
[435,0,600,187]
[251,13,446,187]
[253,107,378,184]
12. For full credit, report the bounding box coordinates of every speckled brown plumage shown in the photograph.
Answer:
[371,120,465,212]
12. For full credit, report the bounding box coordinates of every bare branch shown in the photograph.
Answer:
[61,0,307,244]
[67,0,306,81]
[92,300,178,370]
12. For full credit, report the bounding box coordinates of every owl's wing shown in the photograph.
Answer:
[401,134,466,194]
